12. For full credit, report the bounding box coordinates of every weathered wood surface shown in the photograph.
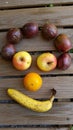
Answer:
[0,6,73,30]
[0,0,73,128]
[0,102,73,125]
[0,0,73,8]
[0,76,73,99]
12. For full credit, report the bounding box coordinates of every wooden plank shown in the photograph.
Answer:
[0,102,73,125]
[0,28,73,52]
[0,76,73,99]
[0,6,73,29]
[0,53,73,76]
[0,0,73,9]
[0,127,70,130]
[0,2,73,127]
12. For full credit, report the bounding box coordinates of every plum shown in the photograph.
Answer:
[22,22,38,38]
[7,28,23,44]
[54,34,72,52]
[1,44,16,60]
[41,23,58,40]
[57,53,71,70]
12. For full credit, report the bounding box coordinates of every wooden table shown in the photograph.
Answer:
[0,0,73,130]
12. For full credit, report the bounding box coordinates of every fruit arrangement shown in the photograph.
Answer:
[1,22,72,112]
[1,22,72,71]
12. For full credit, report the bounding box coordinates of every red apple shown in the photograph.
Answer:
[22,22,38,38]
[57,53,71,70]
[12,51,32,70]
[54,34,72,52]
[37,52,57,72]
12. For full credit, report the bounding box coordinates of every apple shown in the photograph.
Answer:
[57,53,71,70]
[12,51,32,70]
[54,34,72,52]
[37,52,57,72]
[7,28,23,44]
[41,23,58,40]
[22,22,38,38]
[1,44,16,60]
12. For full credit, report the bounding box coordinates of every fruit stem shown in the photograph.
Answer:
[50,88,56,102]
[47,61,53,65]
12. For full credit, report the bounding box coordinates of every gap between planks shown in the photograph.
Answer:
[0,126,70,129]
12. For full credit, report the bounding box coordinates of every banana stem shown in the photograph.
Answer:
[50,88,56,102]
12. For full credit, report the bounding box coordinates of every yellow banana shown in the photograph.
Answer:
[7,88,56,112]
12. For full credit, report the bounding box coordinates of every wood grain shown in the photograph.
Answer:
[0,102,73,125]
[0,0,73,8]
[0,76,73,99]
[0,6,73,29]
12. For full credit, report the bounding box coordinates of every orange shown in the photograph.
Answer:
[23,72,42,92]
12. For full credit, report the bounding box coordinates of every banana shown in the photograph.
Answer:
[7,88,56,112]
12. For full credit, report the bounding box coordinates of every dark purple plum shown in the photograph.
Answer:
[22,22,38,38]
[41,23,58,40]
[1,44,16,60]
[57,53,71,70]
[54,34,72,52]
[7,28,23,44]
